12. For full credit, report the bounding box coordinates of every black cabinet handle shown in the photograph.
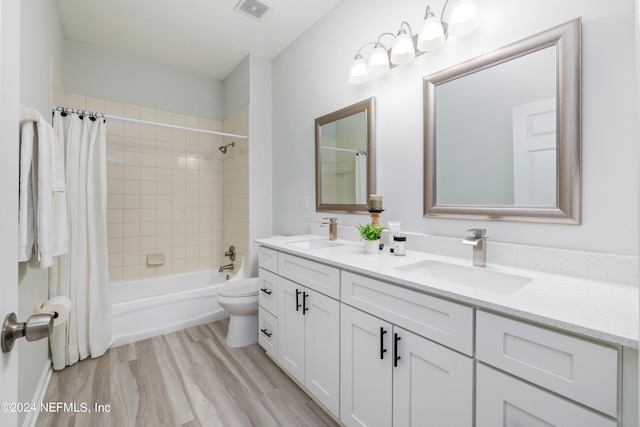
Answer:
[295,289,302,311]
[260,328,272,338]
[260,288,272,295]
[302,292,309,314]
[394,333,402,367]
[380,327,387,359]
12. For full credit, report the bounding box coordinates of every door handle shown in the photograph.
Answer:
[1,312,54,353]
[380,327,387,359]
[393,333,402,367]
[302,292,309,314]
[295,289,302,311]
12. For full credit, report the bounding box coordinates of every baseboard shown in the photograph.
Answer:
[22,359,52,427]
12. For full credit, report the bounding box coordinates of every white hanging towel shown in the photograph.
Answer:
[36,116,68,268]
[18,122,36,261]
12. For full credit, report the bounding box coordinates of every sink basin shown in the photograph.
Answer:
[396,260,532,294]
[287,239,345,250]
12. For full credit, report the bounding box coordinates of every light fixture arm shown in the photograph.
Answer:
[354,42,377,58]
[397,21,413,36]
[375,32,396,49]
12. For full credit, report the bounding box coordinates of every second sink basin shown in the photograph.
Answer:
[396,260,532,294]
[287,239,345,250]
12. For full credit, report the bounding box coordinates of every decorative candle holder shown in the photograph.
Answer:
[368,209,384,228]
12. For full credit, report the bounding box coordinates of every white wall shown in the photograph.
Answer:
[18,0,65,424]
[64,40,225,120]
[272,0,639,256]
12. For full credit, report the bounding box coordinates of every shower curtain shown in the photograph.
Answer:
[49,111,112,370]
[355,152,367,205]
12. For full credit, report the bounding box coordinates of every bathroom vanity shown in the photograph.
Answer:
[255,235,638,427]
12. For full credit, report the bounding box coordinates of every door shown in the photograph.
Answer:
[304,289,339,417]
[0,1,21,426]
[393,327,474,427]
[512,98,557,206]
[340,305,392,427]
[278,278,304,383]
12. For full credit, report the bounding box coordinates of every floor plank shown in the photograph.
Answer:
[35,319,340,427]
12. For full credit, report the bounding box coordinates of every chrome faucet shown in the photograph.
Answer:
[462,228,488,267]
[218,263,234,273]
[323,217,338,241]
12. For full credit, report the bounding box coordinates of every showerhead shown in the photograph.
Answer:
[219,141,235,154]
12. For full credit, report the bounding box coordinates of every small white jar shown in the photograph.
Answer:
[393,236,406,256]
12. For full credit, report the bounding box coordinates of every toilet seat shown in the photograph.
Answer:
[218,278,259,298]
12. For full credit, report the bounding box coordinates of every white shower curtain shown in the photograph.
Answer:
[355,152,367,205]
[49,111,112,370]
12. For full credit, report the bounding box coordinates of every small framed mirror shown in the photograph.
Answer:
[316,97,376,213]
[423,18,581,223]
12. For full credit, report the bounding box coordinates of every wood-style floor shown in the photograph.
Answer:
[35,319,340,427]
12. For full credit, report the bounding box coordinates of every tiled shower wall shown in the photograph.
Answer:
[63,94,248,282]
[222,107,250,270]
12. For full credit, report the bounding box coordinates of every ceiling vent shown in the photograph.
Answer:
[235,0,272,20]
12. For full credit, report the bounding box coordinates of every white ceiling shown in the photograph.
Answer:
[56,0,342,80]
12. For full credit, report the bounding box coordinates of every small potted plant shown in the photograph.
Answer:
[357,223,385,254]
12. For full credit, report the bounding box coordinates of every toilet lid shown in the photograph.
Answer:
[218,278,260,297]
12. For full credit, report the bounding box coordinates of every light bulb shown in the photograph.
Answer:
[390,31,415,65]
[368,45,390,76]
[349,55,369,84]
[448,0,479,36]
[417,15,445,52]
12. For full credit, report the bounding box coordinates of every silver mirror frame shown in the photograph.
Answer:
[423,18,581,224]
[315,97,376,213]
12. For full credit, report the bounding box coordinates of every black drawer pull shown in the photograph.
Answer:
[380,327,387,359]
[302,292,309,314]
[295,289,302,311]
[260,328,272,338]
[394,333,402,367]
[260,288,272,295]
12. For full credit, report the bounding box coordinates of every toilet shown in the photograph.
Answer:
[216,277,260,347]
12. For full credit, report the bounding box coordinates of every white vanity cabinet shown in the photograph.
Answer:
[476,310,621,426]
[257,247,279,359]
[340,274,474,427]
[261,251,341,418]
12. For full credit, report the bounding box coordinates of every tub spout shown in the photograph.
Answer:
[219,263,234,273]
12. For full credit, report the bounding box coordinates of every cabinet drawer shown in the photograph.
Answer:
[258,268,278,316]
[258,307,278,359]
[258,246,279,273]
[476,311,618,417]
[341,271,474,356]
[278,253,340,299]
[477,364,616,427]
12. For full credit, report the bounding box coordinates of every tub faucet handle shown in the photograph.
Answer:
[225,245,236,261]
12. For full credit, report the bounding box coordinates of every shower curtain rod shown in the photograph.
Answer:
[52,106,248,139]
[320,146,366,155]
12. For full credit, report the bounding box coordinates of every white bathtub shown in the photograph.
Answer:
[110,269,239,347]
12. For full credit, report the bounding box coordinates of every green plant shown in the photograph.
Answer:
[357,223,385,242]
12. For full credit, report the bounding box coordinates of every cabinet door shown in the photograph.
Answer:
[340,305,392,427]
[278,278,305,383]
[304,289,340,417]
[477,364,617,427]
[393,327,473,427]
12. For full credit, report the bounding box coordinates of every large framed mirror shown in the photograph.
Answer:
[423,18,581,223]
[316,97,376,213]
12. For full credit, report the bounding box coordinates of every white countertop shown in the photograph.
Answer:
[256,235,639,349]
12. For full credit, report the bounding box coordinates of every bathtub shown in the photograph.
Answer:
[110,269,241,347]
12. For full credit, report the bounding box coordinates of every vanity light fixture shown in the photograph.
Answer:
[348,0,480,84]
